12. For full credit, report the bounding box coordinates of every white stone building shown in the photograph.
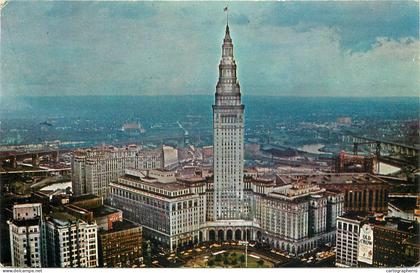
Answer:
[45,212,98,268]
[335,213,364,267]
[212,23,245,221]
[8,203,47,267]
[72,145,163,198]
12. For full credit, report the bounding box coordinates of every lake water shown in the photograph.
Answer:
[298,144,327,154]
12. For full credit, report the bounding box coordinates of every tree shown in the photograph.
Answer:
[239,255,245,264]
[208,260,215,267]
[257,260,264,267]
[223,257,229,265]
[215,255,222,262]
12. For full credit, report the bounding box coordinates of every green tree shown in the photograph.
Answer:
[215,255,222,262]
[257,260,264,267]
[208,260,215,267]
[239,255,245,263]
[223,257,229,265]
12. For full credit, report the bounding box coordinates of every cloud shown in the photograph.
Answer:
[260,1,419,52]
[0,1,418,97]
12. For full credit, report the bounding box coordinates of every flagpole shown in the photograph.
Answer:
[224,6,229,26]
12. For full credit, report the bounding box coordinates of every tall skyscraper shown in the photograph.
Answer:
[212,23,245,220]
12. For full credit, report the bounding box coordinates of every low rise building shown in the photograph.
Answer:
[98,220,142,267]
[402,235,420,266]
[372,218,419,267]
[278,173,391,213]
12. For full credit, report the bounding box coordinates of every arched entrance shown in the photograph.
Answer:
[257,231,262,241]
[227,229,233,241]
[199,231,203,242]
[218,229,224,241]
[235,229,241,241]
[209,230,216,241]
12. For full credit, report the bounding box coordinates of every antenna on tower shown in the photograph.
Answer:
[224,6,229,26]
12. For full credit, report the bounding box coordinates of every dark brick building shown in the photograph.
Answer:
[98,220,142,267]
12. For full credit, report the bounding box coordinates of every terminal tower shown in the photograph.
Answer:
[212,23,245,220]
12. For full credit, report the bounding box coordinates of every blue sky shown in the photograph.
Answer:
[1,1,418,97]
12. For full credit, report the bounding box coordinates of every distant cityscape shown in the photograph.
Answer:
[1,4,419,270]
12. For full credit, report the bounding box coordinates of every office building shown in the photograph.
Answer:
[372,218,419,267]
[278,173,390,213]
[212,23,245,220]
[335,213,367,267]
[8,203,47,267]
[72,145,163,198]
[98,220,142,267]
[45,212,98,267]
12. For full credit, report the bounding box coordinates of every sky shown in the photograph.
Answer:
[1,1,419,97]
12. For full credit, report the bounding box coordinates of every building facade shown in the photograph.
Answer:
[110,169,344,254]
[212,24,245,221]
[372,218,419,267]
[98,220,142,267]
[109,169,205,250]
[8,203,47,267]
[45,212,98,268]
[335,213,365,267]
[278,173,390,214]
[72,145,163,198]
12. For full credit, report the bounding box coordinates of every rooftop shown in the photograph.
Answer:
[71,194,100,202]
[278,173,387,185]
[338,212,369,222]
[11,218,40,227]
[49,212,79,226]
[91,206,120,218]
[389,196,417,212]
[121,174,189,191]
[100,220,140,234]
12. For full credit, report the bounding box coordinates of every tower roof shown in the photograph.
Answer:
[225,24,231,40]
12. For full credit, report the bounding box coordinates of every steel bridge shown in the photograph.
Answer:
[340,132,419,169]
